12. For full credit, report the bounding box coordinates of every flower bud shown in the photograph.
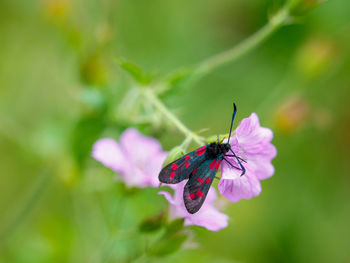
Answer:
[162,146,185,167]
[205,134,231,144]
[80,53,108,86]
[294,37,336,78]
[43,0,70,21]
[275,95,310,134]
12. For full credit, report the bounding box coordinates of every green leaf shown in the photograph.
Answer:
[147,218,186,257]
[139,212,165,233]
[165,218,185,236]
[158,67,196,95]
[148,232,187,257]
[167,67,194,87]
[115,56,151,85]
[71,114,106,169]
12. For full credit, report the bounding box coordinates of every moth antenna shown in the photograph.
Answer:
[227,103,237,144]
[217,135,220,143]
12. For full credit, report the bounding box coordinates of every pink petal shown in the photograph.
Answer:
[160,183,228,231]
[185,187,228,231]
[172,181,186,203]
[221,112,276,202]
[248,155,276,180]
[122,166,149,188]
[218,171,261,202]
[185,206,229,232]
[92,138,127,173]
[144,152,168,187]
[120,128,162,165]
[236,113,274,149]
[159,185,187,219]
[221,156,241,180]
[204,185,218,205]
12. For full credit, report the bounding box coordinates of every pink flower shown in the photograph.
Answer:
[159,182,229,231]
[218,113,277,202]
[92,128,167,188]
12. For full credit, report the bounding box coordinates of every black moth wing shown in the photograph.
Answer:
[183,157,222,214]
[159,145,208,184]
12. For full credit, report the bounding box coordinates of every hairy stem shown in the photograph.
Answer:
[140,5,292,146]
[143,89,204,146]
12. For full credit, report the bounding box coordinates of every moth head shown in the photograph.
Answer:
[223,143,231,153]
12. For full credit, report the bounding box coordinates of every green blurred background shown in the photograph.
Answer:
[1,0,350,262]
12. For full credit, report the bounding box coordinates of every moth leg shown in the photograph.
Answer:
[223,157,241,170]
[224,155,247,163]
[229,149,246,176]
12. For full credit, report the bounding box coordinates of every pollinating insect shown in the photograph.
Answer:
[159,103,246,214]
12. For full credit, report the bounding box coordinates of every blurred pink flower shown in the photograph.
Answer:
[218,113,277,202]
[159,182,228,231]
[92,128,167,188]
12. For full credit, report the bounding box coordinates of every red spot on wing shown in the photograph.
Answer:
[188,193,196,200]
[215,160,221,171]
[197,146,205,151]
[205,177,211,183]
[171,163,178,170]
[185,162,189,168]
[210,159,217,169]
[196,146,206,156]
[197,178,204,183]
[197,190,204,198]
[185,155,190,160]
[193,168,198,174]
[170,171,175,179]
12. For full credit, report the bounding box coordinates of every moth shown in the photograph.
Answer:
[159,103,246,214]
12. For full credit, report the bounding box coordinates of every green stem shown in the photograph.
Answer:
[193,7,290,77]
[179,136,193,151]
[0,170,51,248]
[94,194,127,263]
[140,5,291,146]
[143,89,204,146]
